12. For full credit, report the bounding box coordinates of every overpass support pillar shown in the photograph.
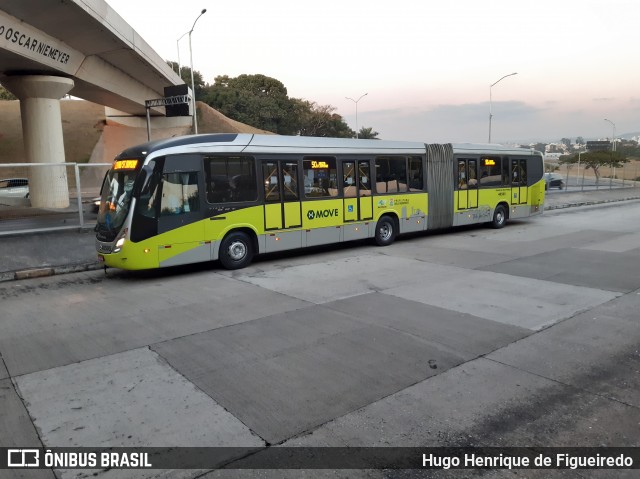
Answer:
[3,75,75,208]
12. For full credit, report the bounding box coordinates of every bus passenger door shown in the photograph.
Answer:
[342,160,373,221]
[358,160,373,219]
[511,158,528,205]
[262,160,302,230]
[457,159,478,210]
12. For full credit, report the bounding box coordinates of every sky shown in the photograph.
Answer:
[104,0,640,144]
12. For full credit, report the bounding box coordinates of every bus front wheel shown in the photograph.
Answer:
[374,216,397,246]
[219,231,254,270]
[491,205,508,229]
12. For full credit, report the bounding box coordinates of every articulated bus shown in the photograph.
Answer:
[95,134,544,270]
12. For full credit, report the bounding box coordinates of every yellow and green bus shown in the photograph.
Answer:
[95,134,544,270]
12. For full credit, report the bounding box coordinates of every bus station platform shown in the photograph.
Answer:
[1,187,639,283]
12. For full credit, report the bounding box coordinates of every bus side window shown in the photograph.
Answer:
[160,172,200,216]
[408,156,423,191]
[479,157,502,187]
[375,156,408,193]
[303,157,337,198]
[501,158,510,186]
[136,173,161,219]
[205,156,257,204]
[468,159,478,188]
[458,160,467,189]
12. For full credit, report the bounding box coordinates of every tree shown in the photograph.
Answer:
[200,72,374,138]
[576,136,585,146]
[0,85,16,100]
[165,61,206,98]
[294,100,354,138]
[532,143,547,154]
[560,150,630,184]
[561,138,571,149]
[618,141,640,158]
[357,127,379,139]
[202,74,297,134]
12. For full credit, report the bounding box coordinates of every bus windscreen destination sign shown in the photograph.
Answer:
[113,160,139,170]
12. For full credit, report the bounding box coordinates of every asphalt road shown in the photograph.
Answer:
[1,200,639,478]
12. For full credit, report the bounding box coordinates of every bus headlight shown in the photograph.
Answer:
[113,229,127,253]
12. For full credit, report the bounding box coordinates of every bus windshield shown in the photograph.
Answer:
[95,159,141,241]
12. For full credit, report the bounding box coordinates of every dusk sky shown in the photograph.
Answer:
[105,0,639,144]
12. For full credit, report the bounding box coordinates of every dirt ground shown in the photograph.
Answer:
[555,159,640,182]
[0,100,104,166]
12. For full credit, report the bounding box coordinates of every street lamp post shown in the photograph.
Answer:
[345,93,368,139]
[604,118,616,151]
[179,9,207,135]
[604,118,617,187]
[577,150,582,187]
[488,72,517,143]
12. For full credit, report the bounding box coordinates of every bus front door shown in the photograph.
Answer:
[262,160,302,251]
[342,160,373,222]
[157,156,208,267]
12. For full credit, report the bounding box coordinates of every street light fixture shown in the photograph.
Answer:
[176,31,189,77]
[488,72,517,143]
[179,9,207,135]
[345,93,368,139]
[604,118,616,151]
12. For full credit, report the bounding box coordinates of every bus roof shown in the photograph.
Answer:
[115,133,541,159]
[451,143,542,156]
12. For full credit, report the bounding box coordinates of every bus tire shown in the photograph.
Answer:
[219,231,254,270]
[374,216,397,246]
[491,204,508,229]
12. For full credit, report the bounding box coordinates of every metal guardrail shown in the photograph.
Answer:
[0,162,111,236]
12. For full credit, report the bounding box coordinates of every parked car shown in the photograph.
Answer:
[543,172,565,190]
[0,178,29,198]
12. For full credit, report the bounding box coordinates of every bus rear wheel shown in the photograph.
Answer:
[374,216,397,246]
[491,205,508,229]
[219,231,254,270]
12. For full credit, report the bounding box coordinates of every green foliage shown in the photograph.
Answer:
[165,61,206,98]
[0,85,17,100]
[202,74,297,134]
[618,142,640,158]
[357,127,379,139]
[293,99,354,138]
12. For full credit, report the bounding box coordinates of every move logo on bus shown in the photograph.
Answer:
[307,208,339,220]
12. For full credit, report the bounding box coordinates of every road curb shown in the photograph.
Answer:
[545,195,640,210]
[0,262,103,283]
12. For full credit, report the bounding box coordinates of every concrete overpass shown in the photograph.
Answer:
[0,0,185,207]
